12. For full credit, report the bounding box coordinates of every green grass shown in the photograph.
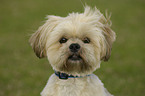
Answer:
[0,0,145,96]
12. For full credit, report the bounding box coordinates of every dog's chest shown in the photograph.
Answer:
[41,74,111,96]
[56,79,85,96]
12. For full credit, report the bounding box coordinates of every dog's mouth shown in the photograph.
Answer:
[68,54,82,61]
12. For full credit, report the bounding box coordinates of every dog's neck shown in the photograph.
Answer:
[55,71,91,80]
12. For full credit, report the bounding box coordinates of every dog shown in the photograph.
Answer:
[29,6,116,96]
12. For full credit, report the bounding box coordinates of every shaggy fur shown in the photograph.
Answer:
[29,6,116,96]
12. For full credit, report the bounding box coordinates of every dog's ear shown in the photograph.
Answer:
[29,16,62,58]
[99,14,116,61]
[102,26,116,61]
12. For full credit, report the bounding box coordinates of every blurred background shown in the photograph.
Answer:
[0,0,145,96]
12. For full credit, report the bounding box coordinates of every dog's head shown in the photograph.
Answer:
[29,6,116,76]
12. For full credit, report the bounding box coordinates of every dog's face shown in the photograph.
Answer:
[46,21,103,75]
[29,6,116,76]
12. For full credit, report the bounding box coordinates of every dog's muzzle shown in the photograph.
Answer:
[68,43,82,61]
[69,43,80,53]
[68,54,82,61]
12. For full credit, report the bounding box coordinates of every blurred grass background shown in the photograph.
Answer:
[0,0,145,96]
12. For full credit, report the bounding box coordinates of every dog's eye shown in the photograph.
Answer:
[59,37,68,44]
[83,37,90,43]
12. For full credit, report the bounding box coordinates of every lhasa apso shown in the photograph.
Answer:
[29,6,116,96]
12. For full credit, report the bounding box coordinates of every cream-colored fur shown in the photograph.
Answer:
[29,6,116,96]
[41,74,112,96]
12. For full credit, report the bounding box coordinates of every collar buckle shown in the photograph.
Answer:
[56,72,68,80]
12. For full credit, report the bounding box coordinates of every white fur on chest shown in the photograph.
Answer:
[41,74,113,96]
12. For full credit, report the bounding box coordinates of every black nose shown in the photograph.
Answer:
[69,43,81,52]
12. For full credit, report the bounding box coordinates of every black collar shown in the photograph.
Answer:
[55,71,91,80]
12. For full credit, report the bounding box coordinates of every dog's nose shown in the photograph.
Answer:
[69,43,80,52]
